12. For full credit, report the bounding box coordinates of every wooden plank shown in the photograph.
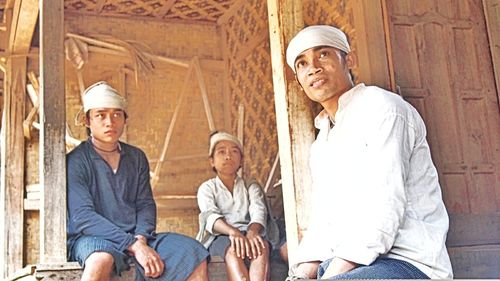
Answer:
[8,0,38,53]
[1,57,26,278]
[266,0,315,258]
[352,0,392,89]
[483,0,500,102]
[39,0,66,263]
[448,245,500,278]
[447,213,500,247]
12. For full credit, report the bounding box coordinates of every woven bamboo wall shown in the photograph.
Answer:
[222,0,279,186]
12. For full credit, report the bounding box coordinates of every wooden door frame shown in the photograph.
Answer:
[483,0,500,105]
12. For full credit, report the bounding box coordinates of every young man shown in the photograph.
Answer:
[196,131,270,281]
[67,81,209,281]
[284,25,453,279]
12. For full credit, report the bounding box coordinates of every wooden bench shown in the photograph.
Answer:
[9,257,288,280]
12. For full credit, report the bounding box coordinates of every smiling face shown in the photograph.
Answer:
[294,46,354,111]
[210,140,242,177]
[86,108,126,146]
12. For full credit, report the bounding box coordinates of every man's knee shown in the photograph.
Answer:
[85,252,115,271]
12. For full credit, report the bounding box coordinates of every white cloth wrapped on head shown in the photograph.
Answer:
[209,131,243,156]
[286,25,351,72]
[82,81,126,112]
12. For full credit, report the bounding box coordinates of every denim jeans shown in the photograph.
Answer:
[318,257,430,279]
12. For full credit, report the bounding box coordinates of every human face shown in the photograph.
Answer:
[86,108,126,145]
[210,140,242,177]
[294,46,354,109]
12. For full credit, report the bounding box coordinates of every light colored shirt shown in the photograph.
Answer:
[197,176,267,247]
[291,84,453,279]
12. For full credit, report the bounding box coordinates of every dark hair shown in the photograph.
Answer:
[85,110,128,136]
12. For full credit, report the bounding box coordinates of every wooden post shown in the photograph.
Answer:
[1,0,39,277]
[266,0,315,258]
[1,56,27,279]
[39,0,66,263]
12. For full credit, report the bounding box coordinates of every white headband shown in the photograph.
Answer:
[286,25,351,72]
[209,132,243,156]
[82,81,126,112]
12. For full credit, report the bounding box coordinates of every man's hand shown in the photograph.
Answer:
[128,236,164,278]
[321,257,358,279]
[246,228,266,259]
[228,228,248,259]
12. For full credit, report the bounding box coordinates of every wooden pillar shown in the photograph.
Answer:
[1,0,39,277]
[39,0,66,263]
[267,0,315,258]
[1,56,27,279]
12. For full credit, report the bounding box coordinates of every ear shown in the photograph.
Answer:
[209,157,215,168]
[345,52,356,69]
[294,75,305,91]
[84,116,90,128]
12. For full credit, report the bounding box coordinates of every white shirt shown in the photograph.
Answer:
[291,84,453,279]
[197,176,267,243]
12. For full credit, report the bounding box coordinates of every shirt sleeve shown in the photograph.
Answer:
[334,113,415,265]
[197,181,224,234]
[247,183,267,230]
[67,154,135,252]
[132,152,157,240]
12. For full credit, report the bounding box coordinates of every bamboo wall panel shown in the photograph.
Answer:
[223,0,279,186]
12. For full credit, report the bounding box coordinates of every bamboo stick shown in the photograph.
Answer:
[237,104,244,177]
[193,56,215,131]
[151,60,196,189]
[264,153,280,193]
[67,33,189,68]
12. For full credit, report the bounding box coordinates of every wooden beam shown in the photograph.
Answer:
[267,0,314,258]
[0,57,26,279]
[39,0,66,263]
[8,0,38,53]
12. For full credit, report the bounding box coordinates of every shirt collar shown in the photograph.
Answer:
[313,83,365,129]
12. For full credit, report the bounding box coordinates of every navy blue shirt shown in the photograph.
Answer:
[67,139,156,253]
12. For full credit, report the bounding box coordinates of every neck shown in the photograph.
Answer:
[91,138,119,153]
[322,84,354,119]
[218,173,237,190]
